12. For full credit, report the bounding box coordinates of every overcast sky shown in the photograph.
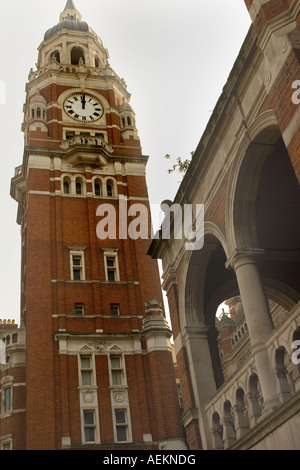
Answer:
[0,0,251,322]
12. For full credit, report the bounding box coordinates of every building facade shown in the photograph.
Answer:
[4,0,185,450]
[149,0,300,450]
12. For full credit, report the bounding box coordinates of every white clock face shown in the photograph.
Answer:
[63,92,104,123]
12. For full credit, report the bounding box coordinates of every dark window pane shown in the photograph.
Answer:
[63,181,70,194]
[76,182,82,194]
[115,410,126,424]
[95,183,101,196]
[73,269,81,281]
[116,426,127,442]
[84,411,94,425]
[82,370,92,385]
[107,184,113,197]
[84,427,95,442]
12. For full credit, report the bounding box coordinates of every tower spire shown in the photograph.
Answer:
[60,0,82,22]
[64,0,77,10]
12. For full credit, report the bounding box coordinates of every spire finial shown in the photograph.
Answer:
[60,0,82,22]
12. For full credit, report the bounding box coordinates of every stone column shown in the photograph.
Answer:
[227,250,280,413]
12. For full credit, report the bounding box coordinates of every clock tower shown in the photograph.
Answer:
[10,1,185,450]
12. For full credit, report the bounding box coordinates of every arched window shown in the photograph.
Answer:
[37,107,41,118]
[71,46,85,65]
[76,178,83,195]
[127,116,132,126]
[106,180,114,197]
[63,177,71,195]
[31,109,35,119]
[94,179,102,196]
[94,56,100,68]
[121,117,125,128]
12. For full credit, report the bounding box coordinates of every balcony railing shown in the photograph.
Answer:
[205,301,300,449]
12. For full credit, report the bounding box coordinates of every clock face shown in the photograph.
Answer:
[63,92,104,123]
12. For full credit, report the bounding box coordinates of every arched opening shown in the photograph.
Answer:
[94,56,100,68]
[75,178,83,195]
[50,51,60,63]
[234,388,249,438]
[232,131,300,308]
[106,180,115,197]
[63,179,70,195]
[203,239,239,388]
[275,346,292,401]
[223,400,236,448]
[94,179,102,197]
[184,233,240,410]
[71,46,85,65]
[211,412,224,450]
[248,373,263,425]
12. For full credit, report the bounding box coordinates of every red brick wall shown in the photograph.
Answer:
[259,48,300,182]
[205,165,231,231]
[20,152,178,448]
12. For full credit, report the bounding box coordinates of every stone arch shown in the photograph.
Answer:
[274,346,293,399]
[70,45,85,65]
[234,387,249,439]
[226,111,279,253]
[226,116,300,309]
[179,229,241,429]
[222,400,236,448]
[211,411,224,450]
[247,372,263,425]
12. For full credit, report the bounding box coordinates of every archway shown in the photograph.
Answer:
[230,127,300,310]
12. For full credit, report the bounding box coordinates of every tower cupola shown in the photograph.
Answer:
[44,0,93,41]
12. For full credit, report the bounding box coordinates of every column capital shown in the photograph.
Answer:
[182,326,210,342]
[225,248,265,270]
[161,266,177,293]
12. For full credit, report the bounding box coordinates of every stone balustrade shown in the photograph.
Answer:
[61,136,112,152]
[205,301,300,449]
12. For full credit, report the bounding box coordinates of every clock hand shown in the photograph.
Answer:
[81,94,86,110]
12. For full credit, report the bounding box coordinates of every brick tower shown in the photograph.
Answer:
[9,1,185,450]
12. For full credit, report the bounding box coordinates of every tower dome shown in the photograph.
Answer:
[44,0,95,41]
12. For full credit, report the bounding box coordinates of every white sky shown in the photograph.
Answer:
[0,0,251,323]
